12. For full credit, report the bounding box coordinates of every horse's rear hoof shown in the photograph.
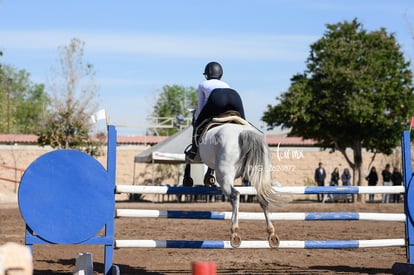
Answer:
[268,234,280,248]
[182,177,194,187]
[230,233,241,248]
[204,175,216,186]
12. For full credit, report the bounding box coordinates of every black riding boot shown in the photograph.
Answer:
[184,128,198,160]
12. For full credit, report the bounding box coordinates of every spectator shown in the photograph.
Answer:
[391,167,403,203]
[366,166,378,202]
[314,162,326,202]
[330,167,340,186]
[381,164,392,203]
[341,168,352,186]
[324,167,340,202]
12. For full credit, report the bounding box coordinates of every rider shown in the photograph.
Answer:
[185,61,246,160]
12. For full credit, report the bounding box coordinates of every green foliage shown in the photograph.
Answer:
[0,51,3,77]
[37,110,104,155]
[151,85,197,135]
[0,65,50,134]
[15,83,50,133]
[262,18,414,185]
[37,38,102,156]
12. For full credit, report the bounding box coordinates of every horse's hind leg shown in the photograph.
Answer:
[229,186,241,247]
[182,160,194,186]
[219,176,241,248]
[203,168,216,186]
[258,196,280,248]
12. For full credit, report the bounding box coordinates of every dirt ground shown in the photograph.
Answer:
[0,197,408,275]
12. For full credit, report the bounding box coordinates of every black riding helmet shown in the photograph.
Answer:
[203,62,223,80]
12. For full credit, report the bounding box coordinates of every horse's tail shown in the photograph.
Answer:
[237,130,282,205]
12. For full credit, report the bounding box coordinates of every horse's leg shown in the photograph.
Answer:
[258,196,280,248]
[182,159,193,187]
[228,185,241,248]
[230,188,241,247]
[219,174,241,247]
[203,168,216,186]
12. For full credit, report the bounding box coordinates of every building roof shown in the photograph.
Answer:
[265,136,315,146]
[116,135,166,145]
[0,134,39,144]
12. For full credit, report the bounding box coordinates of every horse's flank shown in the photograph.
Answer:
[199,123,284,205]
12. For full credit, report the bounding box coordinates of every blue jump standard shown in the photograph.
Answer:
[18,125,117,275]
[402,130,414,264]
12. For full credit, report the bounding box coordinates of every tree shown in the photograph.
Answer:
[0,64,50,134]
[262,18,414,188]
[38,38,101,155]
[0,50,3,77]
[151,85,197,136]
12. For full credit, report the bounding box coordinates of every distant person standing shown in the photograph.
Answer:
[314,162,326,202]
[326,167,340,202]
[381,164,392,203]
[341,168,352,186]
[366,166,378,202]
[330,167,340,186]
[391,167,403,203]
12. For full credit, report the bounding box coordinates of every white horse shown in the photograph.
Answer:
[184,122,283,248]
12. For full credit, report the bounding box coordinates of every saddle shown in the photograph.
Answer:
[194,110,249,147]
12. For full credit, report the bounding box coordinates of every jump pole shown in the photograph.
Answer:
[116,209,406,222]
[115,239,405,249]
[116,184,405,195]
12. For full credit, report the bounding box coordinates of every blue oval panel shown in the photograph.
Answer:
[18,150,113,244]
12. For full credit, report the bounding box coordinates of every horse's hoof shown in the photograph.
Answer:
[230,233,241,248]
[268,234,280,248]
[204,175,216,186]
[182,177,194,187]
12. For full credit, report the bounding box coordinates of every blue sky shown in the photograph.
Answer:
[0,0,413,135]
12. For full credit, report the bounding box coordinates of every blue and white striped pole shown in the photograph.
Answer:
[115,239,405,249]
[116,209,406,222]
[116,185,405,195]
